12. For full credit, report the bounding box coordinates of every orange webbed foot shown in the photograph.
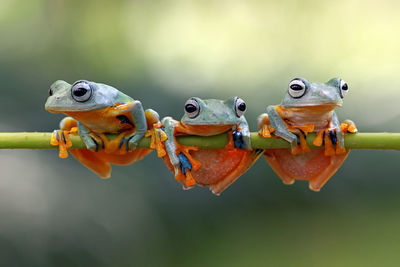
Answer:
[325,128,347,155]
[50,129,74,158]
[340,120,358,133]
[289,129,311,155]
[175,149,200,188]
[146,123,168,158]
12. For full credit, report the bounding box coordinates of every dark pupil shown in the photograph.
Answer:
[238,102,246,111]
[49,88,53,96]
[290,84,303,90]
[342,83,348,90]
[185,104,197,113]
[73,87,88,97]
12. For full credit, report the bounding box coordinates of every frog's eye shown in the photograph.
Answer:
[184,99,200,118]
[235,97,246,117]
[288,79,306,98]
[339,80,348,98]
[71,81,93,102]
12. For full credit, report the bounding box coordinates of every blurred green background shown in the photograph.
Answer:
[1,0,400,266]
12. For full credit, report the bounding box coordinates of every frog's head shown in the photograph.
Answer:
[281,77,348,109]
[180,97,247,125]
[45,80,130,113]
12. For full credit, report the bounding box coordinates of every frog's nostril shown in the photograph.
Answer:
[56,97,61,100]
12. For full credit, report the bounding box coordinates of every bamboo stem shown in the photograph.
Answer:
[0,132,399,150]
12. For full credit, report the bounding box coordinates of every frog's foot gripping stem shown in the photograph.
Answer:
[257,113,275,138]
[313,128,347,156]
[340,120,358,133]
[288,124,314,155]
[51,129,76,158]
[50,117,79,158]
[145,123,168,158]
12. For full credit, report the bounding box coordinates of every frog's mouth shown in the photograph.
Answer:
[282,102,342,112]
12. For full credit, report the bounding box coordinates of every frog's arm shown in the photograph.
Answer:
[126,100,147,150]
[266,105,297,149]
[330,111,344,149]
[161,116,180,174]
[237,116,252,149]
[77,122,99,151]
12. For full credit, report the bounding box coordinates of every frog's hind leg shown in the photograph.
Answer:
[263,149,296,185]
[308,152,350,191]
[208,149,263,195]
[98,149,153,165]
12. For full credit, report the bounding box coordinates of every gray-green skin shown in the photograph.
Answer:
[45,80,159,151]
[162,97,251,175]
[258,77,354,150]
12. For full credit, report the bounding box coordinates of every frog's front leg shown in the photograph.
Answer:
[125,100,148,151]
[77,122,102,152]
[266,105,298,152]
[319,112,357,156]
[232,116,252,149]
[162,117,180,171]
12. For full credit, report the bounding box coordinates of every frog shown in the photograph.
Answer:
[257,77,357,191]
[161,97,263,195]
[45,80,166,178]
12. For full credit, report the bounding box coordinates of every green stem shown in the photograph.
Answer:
[0,132,399,150]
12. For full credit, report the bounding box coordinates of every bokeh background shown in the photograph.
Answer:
[1,0,400,266]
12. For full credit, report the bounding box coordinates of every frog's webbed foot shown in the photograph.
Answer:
[257,113,275,138]
[177,153,196,189]
[145,123,168,158]
[313,128,347,156]
[288,124,314,155]
[174,144,201,187]
[50,117,78,158]
[340,119,358,133]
